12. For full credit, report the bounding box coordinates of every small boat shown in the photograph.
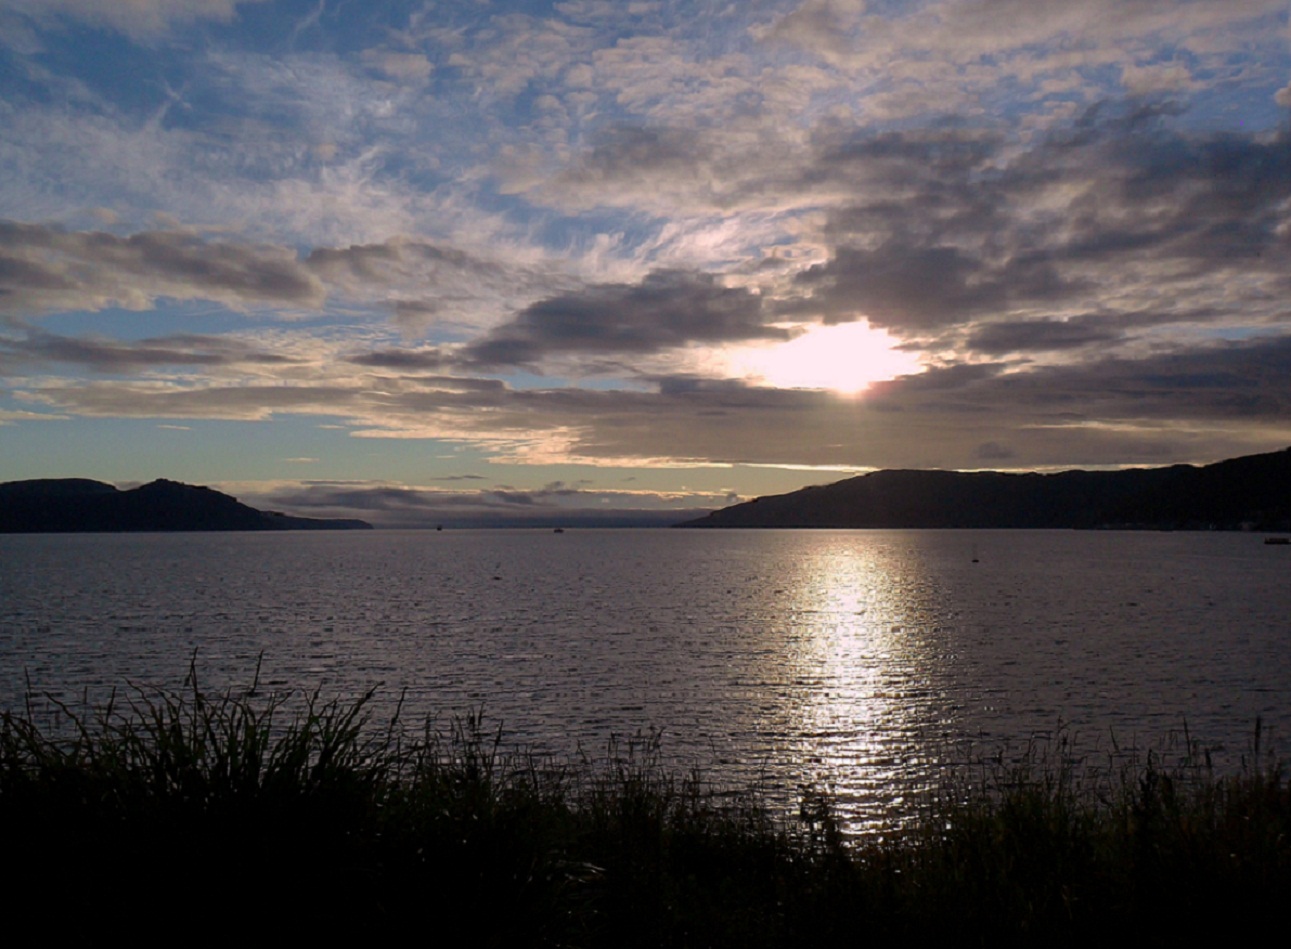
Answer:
[553,527,565,533]
[1264,536,1290,545]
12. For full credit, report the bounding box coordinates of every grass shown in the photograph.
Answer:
[2,670,1288,945]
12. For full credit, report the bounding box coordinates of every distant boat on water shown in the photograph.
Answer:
[1264,537,1290,545]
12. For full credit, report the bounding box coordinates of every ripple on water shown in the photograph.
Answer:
[2,528,1289,835]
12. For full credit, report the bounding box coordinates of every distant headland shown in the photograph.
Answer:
[0,478,372,533]
[677,447,1291,531]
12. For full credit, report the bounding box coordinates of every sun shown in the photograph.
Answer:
[729,321,922,394]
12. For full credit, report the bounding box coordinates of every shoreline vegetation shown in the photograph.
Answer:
[3,674,1288,945]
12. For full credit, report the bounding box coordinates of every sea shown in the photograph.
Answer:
[2,528,1288,835]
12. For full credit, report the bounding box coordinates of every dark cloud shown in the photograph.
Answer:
[0,221,324,315]
[923,306,1227,358]
[653,374,771,396]
[104,231,318,300]
[306,238,504,284]
[966,319,1124,354]
[870,362,1004,394]
[793,243,1072,329]
[464,269,787,369]
[0,255,75,292]
[1045,124,1291,268]
[990,335,1291,422]
[346,348,450,370]
[785,116,1291,339]
[0,330,299,373]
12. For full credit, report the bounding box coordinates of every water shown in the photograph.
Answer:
[2,528,1288,834]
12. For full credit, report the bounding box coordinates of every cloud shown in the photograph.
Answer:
[792,243,1072,330]
[0,329,301,373]
[17,379,365,422]
[360,50,433,83]
[19,332,1290,474]
[772,114,1291,344]
[463,269,788,369]
[3,65,1289,477]
[344,348,451,371]
[0,222,324,316]
[236,478,725,528]
[0,222,572,341]
[441,11,599,102]
[1120,61,1195,96]
[305,236,571,332]
[537,125,718,206]
[981,335,1291,424]
[308,238,502,284]
[964,318,1124,355]
[0,46,507,250]
[764,0,1288,75]
[3,0,1290,489]
[0,407,68,424]
[527,121,823,223]
[7,0,269,40]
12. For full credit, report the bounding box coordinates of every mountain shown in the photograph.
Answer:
[0,478,372,532]
[676,447,1291,530]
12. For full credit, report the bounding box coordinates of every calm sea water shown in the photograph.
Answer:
[2,528,1288,833]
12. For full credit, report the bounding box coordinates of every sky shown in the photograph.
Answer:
[1,0,1290,527]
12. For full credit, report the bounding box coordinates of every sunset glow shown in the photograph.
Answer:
[1,0,1289,523]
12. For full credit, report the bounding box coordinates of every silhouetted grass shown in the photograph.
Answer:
[2,671,1288,945]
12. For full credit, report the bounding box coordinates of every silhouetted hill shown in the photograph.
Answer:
[0,478,372,532]
[676,448,1291,530]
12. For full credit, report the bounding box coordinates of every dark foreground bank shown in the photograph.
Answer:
[2,675,1288,946]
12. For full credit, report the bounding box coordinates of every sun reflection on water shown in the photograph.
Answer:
[11,529,1287,842]
[774,536,958,837]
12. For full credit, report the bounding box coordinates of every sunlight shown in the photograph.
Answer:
[731,321,923,394]
[770,534,950,836]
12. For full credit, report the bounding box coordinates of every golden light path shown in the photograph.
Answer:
[730,320,924,394]
[772,534,959,837]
